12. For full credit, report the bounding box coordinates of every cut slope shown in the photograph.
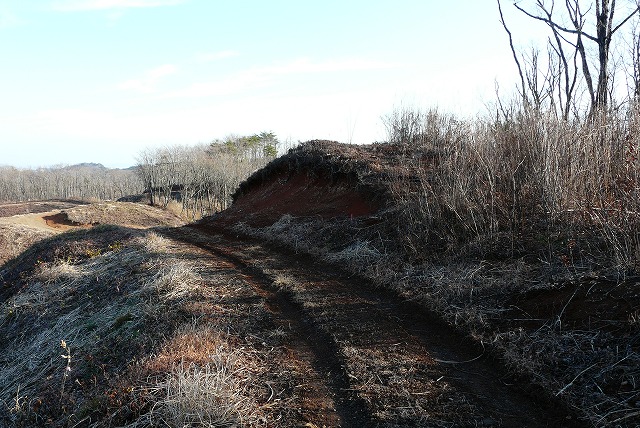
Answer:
[219,170,378,227]
[213,140,412,227]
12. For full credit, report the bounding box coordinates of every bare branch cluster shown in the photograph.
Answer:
[0,165,140,202]
[136,133,281,220]
[499,0,640,118]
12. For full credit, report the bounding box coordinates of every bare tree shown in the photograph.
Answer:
[0,165,141,203]
[134,132,279,219]
[499,0,640,115]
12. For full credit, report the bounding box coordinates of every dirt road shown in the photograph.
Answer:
[162,224,579,427]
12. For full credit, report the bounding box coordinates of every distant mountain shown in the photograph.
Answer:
[54,163,137,172]
[60,163,108,171]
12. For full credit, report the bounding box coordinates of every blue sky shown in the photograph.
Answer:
[0,1,545,168]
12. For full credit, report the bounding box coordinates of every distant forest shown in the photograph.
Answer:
[0,132,282,220]
[0,163,140,203]
[136,132,280,220]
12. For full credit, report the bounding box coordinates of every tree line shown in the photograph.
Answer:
[0,164,141,203]
[0,132,283,218]
[135,132,281,220]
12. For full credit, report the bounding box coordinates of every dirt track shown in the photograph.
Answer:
[162,224,579,427]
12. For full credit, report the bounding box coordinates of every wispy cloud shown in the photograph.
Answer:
[163,57,398,99]
[0,6,24,29]
[260,57,397,75]
[196,50,240,63]
[51,0,186,11]
[118,64,178,93]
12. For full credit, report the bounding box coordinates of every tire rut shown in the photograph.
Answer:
[166,225,581,427]
[162,227,372,427]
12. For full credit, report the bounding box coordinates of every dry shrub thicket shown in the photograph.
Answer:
[383,104,640,271]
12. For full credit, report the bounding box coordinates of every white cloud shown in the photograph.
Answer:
[51,0,186,11]
[118,64,178,93]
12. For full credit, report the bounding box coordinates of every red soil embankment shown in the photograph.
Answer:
[216,170,381,227]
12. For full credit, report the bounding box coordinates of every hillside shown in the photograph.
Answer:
[0,141,638,426]
[202,140,640,427]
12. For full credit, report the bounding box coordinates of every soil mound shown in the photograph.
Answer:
[64,202,185,228]
[209,140,418,227]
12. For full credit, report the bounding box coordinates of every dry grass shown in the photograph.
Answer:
[65,202,185,228]
[149,260,202,301]
[0,227,215,426]
[1,235,144,410]
[140,230,173,253]
[154,343,257,427]
[117,325,264,428]
[1,222,303,427]
[383,107,640,268]
[0,223,55,265]
[226,116,640,425]
[241,205,639,424]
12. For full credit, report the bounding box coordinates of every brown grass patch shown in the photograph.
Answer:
[0,223,55,265]
[65,202,185,228]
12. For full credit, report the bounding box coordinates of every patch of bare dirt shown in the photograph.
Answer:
[0,211,63,232]
[42,212,91,231]
[219,170,379,228]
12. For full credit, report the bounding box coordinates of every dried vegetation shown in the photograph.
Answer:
[0,224,55,266]
[225,107,640,426]
[0,224,293,426]
[64,202,185,228]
